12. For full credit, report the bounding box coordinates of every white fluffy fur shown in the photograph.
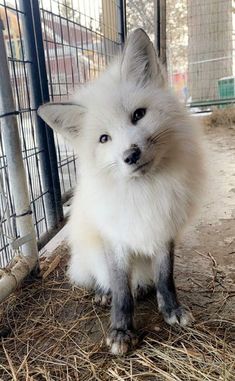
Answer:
[38,29,204,293]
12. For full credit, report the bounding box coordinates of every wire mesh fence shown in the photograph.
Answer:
[127,0,235,110]
[167,0,235,110]
[0,1,48,267]
[0,0,125,268]
[40,0,124,196]
[2,0,233,269]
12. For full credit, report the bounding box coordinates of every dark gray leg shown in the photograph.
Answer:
[106,256,138,355]
[154,241,194,326]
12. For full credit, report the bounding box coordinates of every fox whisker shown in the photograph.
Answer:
[148,128,172,146]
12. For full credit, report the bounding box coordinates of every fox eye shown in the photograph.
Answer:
[99,134,111,143]
[132,108,146,124]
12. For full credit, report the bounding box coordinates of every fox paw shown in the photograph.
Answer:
[106,328,138,355]
[163,306,194,327]
[94,291,112,307]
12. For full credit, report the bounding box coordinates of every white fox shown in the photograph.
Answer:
[38,29,204,355]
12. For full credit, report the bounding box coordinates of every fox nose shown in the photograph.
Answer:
[123,146,141,165]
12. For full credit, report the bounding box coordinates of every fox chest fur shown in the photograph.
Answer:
[75,167,191,257]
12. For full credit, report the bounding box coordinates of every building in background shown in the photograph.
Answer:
[0,4,115,105]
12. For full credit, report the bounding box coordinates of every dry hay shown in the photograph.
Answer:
[204,108,235,130]
[0,245,234,381]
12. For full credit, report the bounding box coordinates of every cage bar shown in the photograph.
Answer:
[0,17,38,302]
[19,0,63,229]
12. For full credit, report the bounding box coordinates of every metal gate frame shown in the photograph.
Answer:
[20,0,64,234]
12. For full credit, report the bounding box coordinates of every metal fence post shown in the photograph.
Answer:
[118,0,127,46]
[154,0,167,67]
[19,0,63,229]
[0,18,39,301]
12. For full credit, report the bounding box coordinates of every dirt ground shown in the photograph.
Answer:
[177,122,235,311]
[0,120,234,381]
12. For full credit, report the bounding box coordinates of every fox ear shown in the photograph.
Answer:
[121,28,166,88]
[38,102,85,142]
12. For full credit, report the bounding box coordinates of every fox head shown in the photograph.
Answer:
[38,29,192,180]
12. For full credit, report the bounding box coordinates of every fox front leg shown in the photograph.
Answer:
[106,252,138,355]
[154,240,194,327]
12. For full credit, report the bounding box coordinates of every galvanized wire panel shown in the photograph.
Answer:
[0,132,17,267]
[187,0,234,106]
[0,0,125,267]
[0,0,49,267]
[166,0,235,109]
[39,0,123,196]
[126,0,235,109]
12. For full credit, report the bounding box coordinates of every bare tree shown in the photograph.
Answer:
[60,0,79,22]
[166,0,187,73]
[126,0,187,72]
[126,0,154,38]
